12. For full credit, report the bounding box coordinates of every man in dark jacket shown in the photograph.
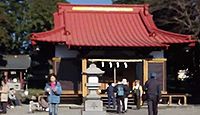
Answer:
[107,82,116,109]
[144,73,161,115]
[114,81,126,113]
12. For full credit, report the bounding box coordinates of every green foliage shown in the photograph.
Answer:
[28,88,44,97]
[0,0,29,53]
[26,0,66,33]
[0,0,67,54]
[0,1,14,52]
[20,88,44,102]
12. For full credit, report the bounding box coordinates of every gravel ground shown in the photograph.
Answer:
[5,104,200,115]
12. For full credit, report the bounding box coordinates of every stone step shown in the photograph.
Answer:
[101,97,138,106]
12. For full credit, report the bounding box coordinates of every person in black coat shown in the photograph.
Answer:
[114,81,126,113]
[122,79,130,112]
[107,82,116,109]
[144,73,161,115]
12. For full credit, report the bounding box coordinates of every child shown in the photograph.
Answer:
[45,73,62,115]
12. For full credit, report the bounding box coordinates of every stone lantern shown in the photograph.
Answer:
[82,63,106,115]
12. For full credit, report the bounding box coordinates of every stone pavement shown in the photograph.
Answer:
[5,105,200,115]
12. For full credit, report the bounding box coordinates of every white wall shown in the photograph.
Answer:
[150,50,164,58]
[55,45,79,58]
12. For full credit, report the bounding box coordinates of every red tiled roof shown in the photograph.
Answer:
[31,4,195,48]
[31,27,66,42]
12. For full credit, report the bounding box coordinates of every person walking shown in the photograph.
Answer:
[107,82,116,109]
[45,73,62,115]
[0,77,9,114]
[114,81,126,113]
[144,73,161,115]
[122,79,130,112]
[132,80,143,109]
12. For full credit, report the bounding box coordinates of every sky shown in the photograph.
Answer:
[68,0,112,4]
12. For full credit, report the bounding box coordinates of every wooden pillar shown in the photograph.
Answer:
[4,71,8,81]
[144,58,167,93]
[20,71,24,89]
[183,96,187,105]
[82,59,87,97]
[168,96,172,105]
[113,66,117,83]
[52,57,61,75]
[143,60,148,85]
[163,61,167,92]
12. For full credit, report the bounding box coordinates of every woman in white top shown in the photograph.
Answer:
[132,80,143,109]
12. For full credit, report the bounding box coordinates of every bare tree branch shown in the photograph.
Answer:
[150,0,200,39]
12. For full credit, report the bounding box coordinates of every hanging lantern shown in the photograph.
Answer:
[116,62,119,68]
[109,62,112,68]
[101,61,104,67]
[124,62,128,68]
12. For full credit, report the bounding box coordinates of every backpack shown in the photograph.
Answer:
[39,98,48,108]
[117,85,124,96]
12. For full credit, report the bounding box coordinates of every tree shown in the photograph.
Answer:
[150,0,200,39]
[0,10,11,52]
[26,0,66,33]
[0,0,20,53]
[0,0,67,54]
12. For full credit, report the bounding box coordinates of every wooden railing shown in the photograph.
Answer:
[161,93,191,105]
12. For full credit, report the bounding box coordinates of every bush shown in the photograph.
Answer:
[28,88,45,97]
[20,88,45,104]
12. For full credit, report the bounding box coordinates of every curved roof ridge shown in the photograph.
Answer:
[31,26,68,43]
[154,28,192,39]
[31,26,65,38]
[139,11,154,35]
[139,9,193,40]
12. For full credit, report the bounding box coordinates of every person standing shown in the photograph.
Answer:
[132,80,143,109]
[45,73,62,115]
[107,82,116,109]
[122,79,130,112]
[144,73,161,115]
[0,77,9,114]
[114,81,125,113]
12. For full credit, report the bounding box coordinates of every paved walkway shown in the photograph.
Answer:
[5,105,200,115]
